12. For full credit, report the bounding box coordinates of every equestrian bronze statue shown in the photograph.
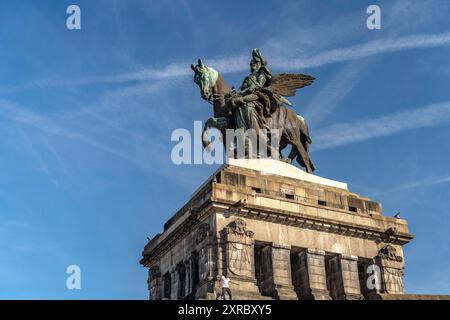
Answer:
[191,48,316,173]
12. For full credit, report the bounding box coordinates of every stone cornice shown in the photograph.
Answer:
[140,193,413,267]
[212,199,414,245]
[140,200,213,267]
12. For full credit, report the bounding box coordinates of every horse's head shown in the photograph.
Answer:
[191,59,218,102]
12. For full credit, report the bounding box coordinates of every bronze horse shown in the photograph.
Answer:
[191,60,315,173]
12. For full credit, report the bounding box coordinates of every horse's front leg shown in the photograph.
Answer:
[202,117,228,151]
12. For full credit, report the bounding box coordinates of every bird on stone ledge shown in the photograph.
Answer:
[394,212,401,218]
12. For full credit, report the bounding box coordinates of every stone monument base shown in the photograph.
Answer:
[140,159,446,300]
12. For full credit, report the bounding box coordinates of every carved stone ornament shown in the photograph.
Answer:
[225,218,254,238]
[149,265,161,281]
[378,244,403,262]
[196,223,210,244]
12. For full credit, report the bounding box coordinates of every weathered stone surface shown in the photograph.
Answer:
[326,255,363,300]
[140,159,420,300]
[256,244,297,300]
[292,249,331,300]
[227,158,348,189]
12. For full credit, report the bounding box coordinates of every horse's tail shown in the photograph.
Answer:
[297,115,312,144]
[295,115,315,172]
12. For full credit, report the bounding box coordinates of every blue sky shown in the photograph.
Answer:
[0,0,450,299]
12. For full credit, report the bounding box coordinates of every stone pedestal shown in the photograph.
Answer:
[140,159,415,300]
[292,249,331,300]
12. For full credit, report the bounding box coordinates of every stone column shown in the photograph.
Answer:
[148,266,163,300]
[194,222,217,299]
[195,245,214,299]
[292,249,331,300]
[266,244,297,300]
[170,269,179,300]
[327,254,363,300]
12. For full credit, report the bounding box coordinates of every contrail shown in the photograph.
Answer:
[312,101,450,151]
[3,31,450,92]
[110,31,450,80]
[271,31,450,70]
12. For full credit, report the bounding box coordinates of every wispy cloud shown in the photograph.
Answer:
[334,170,450,199]
[369,174,450,197]
[113,31,450,77]
[2,31,450,94]
[272,31,450,70]
[0,99,128,160]
[313,101,450,151]
[0,83,210,192]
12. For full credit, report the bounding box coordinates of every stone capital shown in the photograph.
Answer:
[340,254,358,261]
[306,248,326,256]
[272,243,291,250]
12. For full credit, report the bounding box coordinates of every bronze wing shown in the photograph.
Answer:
[269,73,315,97]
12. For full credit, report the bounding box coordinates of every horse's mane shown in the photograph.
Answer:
[204,66,219,87]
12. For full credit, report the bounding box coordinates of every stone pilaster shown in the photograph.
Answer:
[292,249,331,300]
[268,244,297,300]
[184,259,192,298]
[195,245,215,299]
[170,269,179,300]
[148,266,163,300]
[327,254,364,300]
[220,218,263,299]
[257,244,298,299]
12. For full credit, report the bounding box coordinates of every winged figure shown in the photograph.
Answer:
[231,49,315,127]
[269,73,315,103]
[191,49,316,173]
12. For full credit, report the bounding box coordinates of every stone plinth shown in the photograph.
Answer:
[140,159,416,300]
